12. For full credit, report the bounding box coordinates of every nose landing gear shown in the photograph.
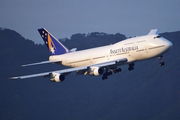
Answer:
[159,56,165,66]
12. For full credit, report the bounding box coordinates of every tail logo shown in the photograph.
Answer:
[41,30,57,54]
[47,34,56,54]
[38,28,69,55]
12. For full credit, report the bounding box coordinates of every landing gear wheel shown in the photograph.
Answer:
[131,67,134,70]
[107,71,112,76]
[131,63,135,67]
[102,73,108,80]
[117,68,122,72]
[128,66,134,71]
[159,62,165,66]
[128,63,134,71]
[102,75,107,80]
[113,68,122,73]
[158,56,165,66]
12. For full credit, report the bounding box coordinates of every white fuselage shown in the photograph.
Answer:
[49,34,172,67]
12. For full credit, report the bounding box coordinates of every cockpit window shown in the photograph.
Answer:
[154,35,162,39]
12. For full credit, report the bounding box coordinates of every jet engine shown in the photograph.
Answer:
[88,67,104,76]
[50,72,65,82]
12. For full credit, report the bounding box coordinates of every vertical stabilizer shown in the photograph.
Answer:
[38,28,69,55]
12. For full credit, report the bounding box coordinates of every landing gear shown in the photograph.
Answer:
[102,71,112,80]
[113,68,121,74]
[102,70,110,80]
[159,62,165,66]
[102,73,108,80]
[102,68,121,80]
[158,56,165,66]
[128,63,134,71]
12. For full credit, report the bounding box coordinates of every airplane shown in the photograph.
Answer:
[11,28,173,82]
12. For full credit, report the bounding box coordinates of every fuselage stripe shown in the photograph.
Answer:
[92,56,105,60]
[69,59,91,64]
[149,45,165,50]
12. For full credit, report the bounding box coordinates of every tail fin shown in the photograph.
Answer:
[38,28,69,55]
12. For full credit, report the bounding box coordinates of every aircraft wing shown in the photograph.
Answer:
[10,58,127,79]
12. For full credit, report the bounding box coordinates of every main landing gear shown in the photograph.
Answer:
[128,63,134,71]
[159,56,165,66]
[102,68,121,80]
[101,63,135,80]
[102,71,111,80]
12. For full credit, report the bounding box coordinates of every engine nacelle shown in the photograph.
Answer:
[88,67,104,76]
[50,72,65,82]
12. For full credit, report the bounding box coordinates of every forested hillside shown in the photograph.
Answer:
[0,28,180,120]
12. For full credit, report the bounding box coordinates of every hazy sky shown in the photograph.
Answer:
[1,0,180,43]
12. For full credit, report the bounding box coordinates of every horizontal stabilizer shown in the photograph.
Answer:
[70,48,77,52]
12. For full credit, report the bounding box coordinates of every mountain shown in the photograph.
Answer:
[0,28,180,120]
[59,32,126,50]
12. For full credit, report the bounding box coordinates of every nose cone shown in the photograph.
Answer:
[164,40,173,52]
[169,41,173,48]
[167,40,173,49]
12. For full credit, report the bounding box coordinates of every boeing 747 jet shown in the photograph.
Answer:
[11,28,173,82]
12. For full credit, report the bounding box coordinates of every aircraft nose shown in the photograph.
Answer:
[164,39,173,51]
[167,40,173,48]
[170,41,173,48]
